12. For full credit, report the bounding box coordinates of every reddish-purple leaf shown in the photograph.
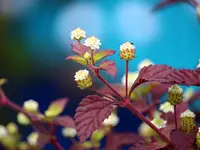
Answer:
[131,100,149,113]
[151,83,171,100]
[54,116,75,128]
[71,43,90,55]
[129,65,200,97]
[93,50,116,64]
[99,60,117,77]
[75,95,114,142]
[37,133,50,149]
[130,141,167,150]
[70,144,85,150]
[170,128,198,149]
[106,133,145,150]
[160,124,174,140]
[152,0,188,11]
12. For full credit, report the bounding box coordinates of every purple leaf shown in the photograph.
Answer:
[106,133,145,150]
[75,95,114,142]
[151,83,171,100]
[71,43,90,55]
[160,124,174,140]
[129,141,167,150]
[131,100,149,113]
[98,84,125,97]
[99,60,117,77]
[54,116,75,128]
[170,128,198,149]
[129,65,200,96]
[93,50,116,64]
[37,133,50,149]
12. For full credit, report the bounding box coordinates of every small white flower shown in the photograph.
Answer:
[62,127,77,138]
[70,27,86,40]
[198,127,200,132]
[84,36,101,50]
[151,116,167,129]
[120,42,135,52]
[180,109,195,118]
[197,59,200,68]
[23,99,39,113]
[159,102,174,113]
[168,84,183,94]
[138,59,153,70]
[103,112,119,126]
[6,122,18,134]
[0,125,8,139]
[121,72,139,88]
[184,88,194,101]
[17,113,30,125]
[74,69,89,81]
[27,132,39,146]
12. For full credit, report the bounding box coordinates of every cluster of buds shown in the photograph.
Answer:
[159,102,174,113]
[180,109,196,133]
[120,42,135,60]
[168,84,183,105]
[74,69,92,89]
[196,127,200,149]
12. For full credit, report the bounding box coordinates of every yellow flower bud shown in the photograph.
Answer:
[196,128,200,149]
[17,113,30,125]
[168,84,183,105]
[17,142,29,150]
[138,122,156,137]
[103,112,119,127]
[74,69,92,89]
[6,122,18,134]
[27,132,39,146]
[70,27,86,40]
[0,78,7,86]
[180,109,196,133]
[120,42,135,60]
[83,52,91,60]
[62,127,77,138]
[23,99,39,113]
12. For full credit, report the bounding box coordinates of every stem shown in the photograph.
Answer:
[125,60,129,99]
[95,71,125,101]
[126,102,172,144]
[51,137,64,150]
[91,50,95,65]
[174,105,177,129]
[91,88,122,106]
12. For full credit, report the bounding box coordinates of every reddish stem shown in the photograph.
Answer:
[125,60,129,99]
[91,88,122,106]
[51,137,64,150]
[95,71,125,101]
[174,105,178,129]
[126,102,172,144]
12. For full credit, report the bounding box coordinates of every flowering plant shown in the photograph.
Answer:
[0,27,200,150]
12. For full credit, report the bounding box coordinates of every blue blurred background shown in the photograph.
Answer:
[0,0,200,149]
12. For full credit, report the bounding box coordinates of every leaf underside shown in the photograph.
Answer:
[100,60,117,77]
[75,95,114,142]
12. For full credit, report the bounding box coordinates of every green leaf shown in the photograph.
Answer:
[93,50,115,64]
[45,98,68,118]
[66,55,87,65]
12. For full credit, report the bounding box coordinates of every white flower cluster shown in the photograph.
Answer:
[84,36,101,50]
[23,99,39,113]
[0,125,8,139]
[197,59,200,68]
[151,116,167,129]
[180,109,196,118]
[74,69,89,81]
[120,42,135,52]
[103,112,119,127]
[159,102,174,113]
[168,84,183,94]
[62,127,77,138]
[70,27,86,40]
[27,132,39,146]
